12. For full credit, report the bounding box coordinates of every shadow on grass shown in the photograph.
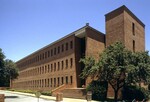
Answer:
[5,96,19,98]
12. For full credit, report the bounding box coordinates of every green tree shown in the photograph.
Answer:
[127,51,150,86]
[4,59,19,87]
[0,48,5,86]
[80,42,150,101]
[0,48,18,87]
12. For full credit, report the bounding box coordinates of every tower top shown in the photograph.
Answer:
[105,5,145,27]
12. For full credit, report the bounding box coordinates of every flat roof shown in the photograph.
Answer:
[105,5,145,27]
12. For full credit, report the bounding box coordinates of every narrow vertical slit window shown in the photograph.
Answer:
[132,23,135,35]
[133,40,135,52]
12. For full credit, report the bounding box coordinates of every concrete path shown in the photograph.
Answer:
[0,90,98,102]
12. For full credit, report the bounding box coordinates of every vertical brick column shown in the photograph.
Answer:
[0,94,4,102]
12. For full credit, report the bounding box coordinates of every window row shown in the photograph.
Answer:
[18,40,73,68]
[19,58,74,78]
[13,76,73,88]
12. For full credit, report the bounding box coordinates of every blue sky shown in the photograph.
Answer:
[0,0,150,62]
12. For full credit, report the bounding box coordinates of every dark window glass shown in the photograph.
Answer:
[66,43,68,51]
[62,44,64,52]
[132,23,135,35]
[70,41,73,49]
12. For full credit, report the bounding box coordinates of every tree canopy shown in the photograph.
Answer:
[80,42,150,101]
[0,48,18,87]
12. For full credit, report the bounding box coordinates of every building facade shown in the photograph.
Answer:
[12,5,145,95]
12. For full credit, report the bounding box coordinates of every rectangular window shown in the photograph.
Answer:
[45,65,47,73]
[61,77,64,84]
[70,41,73,49]
[62,44,64,52]
[45,79,46,87]
[66,76,68,84]
[48,64,50,72]
[54,63,56,71]
[51,49,53,56]
[58,62,60,71]
[133,40,135,52]
[45,52,47,59]
[48,51,50,57]
[58,77,60,86]
[48,79,50,87]
[51,64,53,72]
[70,76,73,84]
[54,48,56,55]
[132,23,135,35]
[61,61,64,70]
[66,43,68,51]
[66,59,68,68]
[54,78,56,87]
[51,78,53,87]
[58,46,60,54]
[70,58,73,68]
[43,53,44,59]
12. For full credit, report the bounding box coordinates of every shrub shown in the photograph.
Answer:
[122,85,150,101]
[86,81,108,101]
[41,91,52,96]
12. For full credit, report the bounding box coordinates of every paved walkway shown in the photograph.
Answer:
[0,90,98,102]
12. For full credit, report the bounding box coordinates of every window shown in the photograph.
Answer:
[66,43,68,51]
[61,77,64,84]
[133,40,135,52]
[45,79,46,87]
[48,79,50,87]
[43,53,44,59]
[51,49,53,56]
[54,48,56,55]
[70,41,73,49]
[45,65,47,73]
[58,62,60,71]
[66,76,68,84]
[54,63,56,71]
[54,78,56,87]
[42,66,44,74]
[70,76,73,84]
[48,51,50,57]
[45,52,47,59]
[62,44,64,52]
[51,64,53,72]
[48,64,50,72]
[40,54,42,60]
[58,77,60,86]
[58,46,60,54]
[51,78,53,87]
[132,23,135,35]
[70,58,73,68]
[62,61,64,70]
[66,59,68,68]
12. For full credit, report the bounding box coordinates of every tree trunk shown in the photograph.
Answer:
[114,90,118,102]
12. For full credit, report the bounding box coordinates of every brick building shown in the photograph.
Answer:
[12,5,145,98]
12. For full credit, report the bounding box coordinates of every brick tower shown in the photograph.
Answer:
[105,5,145,52]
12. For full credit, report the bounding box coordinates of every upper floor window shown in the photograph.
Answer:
[70,58,73,68]
[132,23,135,35]
[54,48,56,55]
[51,49,53,56]
[66,43,68,51]
[58,46,60,54]
[66,59,68,68]
[62,44,64,52]
[70,41,73,49]
[48,51,50,57]
[133,40,135,52]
